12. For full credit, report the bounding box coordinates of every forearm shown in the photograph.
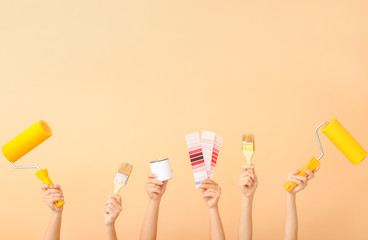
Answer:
[284,193,298,240]
[239,197,253,240]
[140,200,160,240]
[209,206,225,240]
[44,212,62,240]
[105,224,118,240]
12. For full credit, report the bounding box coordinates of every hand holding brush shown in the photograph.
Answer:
[242,134,255,173]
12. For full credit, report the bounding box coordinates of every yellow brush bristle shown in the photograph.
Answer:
[118,163,133,176]
[242,134,255,151]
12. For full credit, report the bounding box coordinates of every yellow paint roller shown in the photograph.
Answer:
[284,118,367,192]
[2,120,65,207]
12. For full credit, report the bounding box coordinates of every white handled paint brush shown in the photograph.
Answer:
[113,163,133,194]
[242,134,255,172]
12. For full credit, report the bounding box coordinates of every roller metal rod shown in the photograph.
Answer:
[9,162,40,171]
[316,121,329,160]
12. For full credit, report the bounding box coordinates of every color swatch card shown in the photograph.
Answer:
[210,135,223,179]
[201,131,216,178]
[185,131,223,188]
[185,132,207,188]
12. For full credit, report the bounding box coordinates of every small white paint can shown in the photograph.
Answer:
[150,158,173,181]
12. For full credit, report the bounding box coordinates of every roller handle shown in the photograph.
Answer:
[283,157,321,192]
[35,169,65,208]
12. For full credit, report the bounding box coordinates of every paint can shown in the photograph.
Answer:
[150,158,173,181]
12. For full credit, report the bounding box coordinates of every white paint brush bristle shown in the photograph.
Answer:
[113,163,133,194]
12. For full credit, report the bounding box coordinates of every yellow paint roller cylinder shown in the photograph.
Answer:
[322,118,367,165]
[2,120,53,163]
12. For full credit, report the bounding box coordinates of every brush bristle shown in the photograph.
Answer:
[118,163,133,176]
[242,134,255,151]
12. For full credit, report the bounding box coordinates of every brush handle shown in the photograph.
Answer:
[283,157,321,192]
[113,182,125,194]
[35,168,65,208]
[243,151,254,173]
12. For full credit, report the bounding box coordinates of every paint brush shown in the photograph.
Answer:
[113,163,133,194]
[242,134,255,172]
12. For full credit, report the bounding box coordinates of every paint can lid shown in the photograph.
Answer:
[150,158,169,163]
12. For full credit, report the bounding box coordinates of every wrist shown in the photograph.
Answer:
[52,211,63,218]
[105,221,115,228]
[287,192,297,201]
[242,194,254,201]
[208,205,219,211]
[105,222,116,230]
[149,199,161,207]
[287,192,296,197]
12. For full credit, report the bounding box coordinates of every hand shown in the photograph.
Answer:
[104,194,122,226]
[238,164,258,199]
[199,180,221,209]
[41,184,64,213]
[145,173,168,201]
[287,167,320,194]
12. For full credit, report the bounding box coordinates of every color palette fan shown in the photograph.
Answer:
[185,131,223,188]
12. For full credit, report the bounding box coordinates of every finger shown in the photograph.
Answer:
[45,191,63,198]
[199,183,216,190]
[46,189,62,194]
[108,194,122,203]
[289,178,302,185]
[241,180,254,188]
[162,180,168,187]
[147,178,163,186]
[201,180,216,185]
[246,172,256,180]
[106,199,121,209]
[290,169,300,176]
[149,188,162,195]
[47,196,64,203]
[203,193,215,199]
[52,185,62,192]
[292,175,307,182]
[240,179,254,187]
[240,176,254,184]
[244,175,255,181]
[106,203,120,213]
[105,206,113,214]
[240,171,256,180]
[303,169,315,179]
[239,172,248,178]
[205,188,221,195]
[147,184,162,192]
[46,193,63,199]
[148,173,158,179]
[203,191,216,198]
[242,164,254,171]
[41,184,52,191]
[313,166,320,173]
[204,190,219,198]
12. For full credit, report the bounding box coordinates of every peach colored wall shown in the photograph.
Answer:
[0,0,368,239]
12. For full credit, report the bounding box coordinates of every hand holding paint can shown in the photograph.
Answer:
[150,158,173,181]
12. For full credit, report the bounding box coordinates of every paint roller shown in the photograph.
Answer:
[284,118,367,192]
[2,120,65,207]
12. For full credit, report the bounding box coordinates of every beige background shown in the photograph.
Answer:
[1,0,368,239]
